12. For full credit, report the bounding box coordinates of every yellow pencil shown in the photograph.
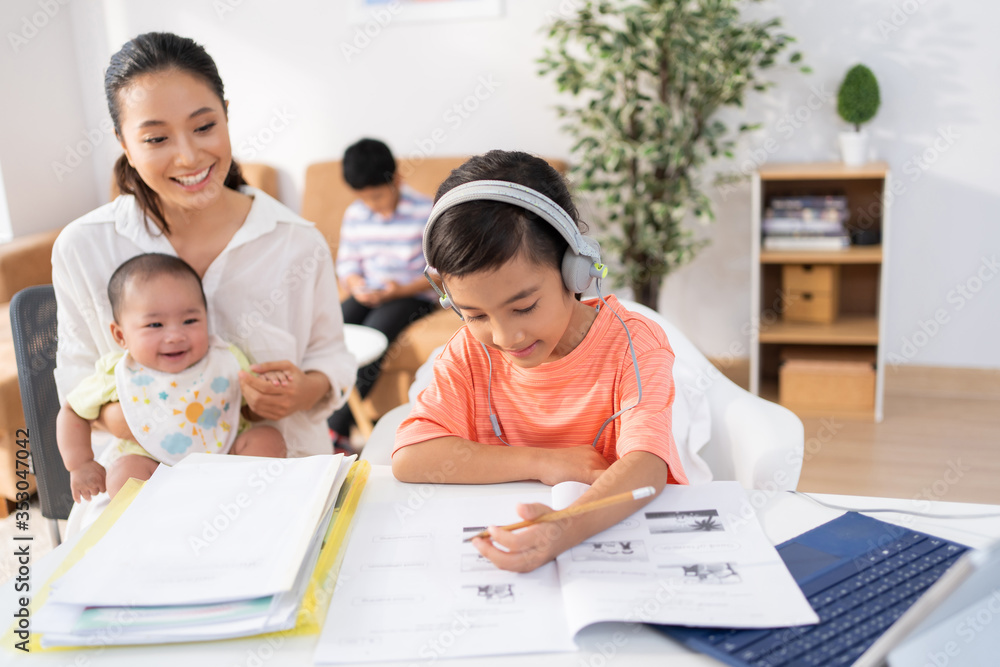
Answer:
[463,486,657,542]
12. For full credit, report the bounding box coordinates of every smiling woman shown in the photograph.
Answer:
[51,33,356,476]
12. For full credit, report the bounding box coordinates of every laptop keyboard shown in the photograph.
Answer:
[676,529,968,667]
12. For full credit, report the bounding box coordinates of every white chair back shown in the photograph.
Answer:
[363,301,804,492]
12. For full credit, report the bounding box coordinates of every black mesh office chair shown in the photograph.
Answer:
[10,284,71,544]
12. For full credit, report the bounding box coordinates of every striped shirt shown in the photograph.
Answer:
[335,184,433,295]
[394,295,688,484]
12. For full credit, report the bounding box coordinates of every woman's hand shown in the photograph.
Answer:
[472,503,568,572]
[537,445,610,486]
[96,402,136,441]
[69,460,107,503]
[239,361,328,421]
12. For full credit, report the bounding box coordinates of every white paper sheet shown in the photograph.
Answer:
[316,492,577,663]
[47,455,344,607]
[555,481,820,632]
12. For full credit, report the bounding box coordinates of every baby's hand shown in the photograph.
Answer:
[69,460,107,503]
[257,369,292,387]
[538,445,610,486]
[239,361,309,421]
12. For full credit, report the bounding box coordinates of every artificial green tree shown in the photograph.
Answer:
[837,64,880,131]
[539,0,807,308]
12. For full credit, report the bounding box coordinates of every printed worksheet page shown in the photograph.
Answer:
[554,481,820,632]
[316,489,576,663]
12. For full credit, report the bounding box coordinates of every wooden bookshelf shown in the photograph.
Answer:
[757,161,890,181]
[758,380,878,421]
[759,315,879,345]
[751,163,890,422]
[760,245,883,265]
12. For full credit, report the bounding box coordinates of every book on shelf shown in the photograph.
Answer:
[762,218,845,235]
[763,234,851,251]
[764,195,849,238]
[24,453,368,649]
[768,195,848,211]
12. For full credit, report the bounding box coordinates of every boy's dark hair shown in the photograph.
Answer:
[427,150,584,284]
[107,253,207,322]
[106,32,247,235]
[342,138,396,190]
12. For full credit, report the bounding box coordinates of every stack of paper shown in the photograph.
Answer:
[34,453,355,647]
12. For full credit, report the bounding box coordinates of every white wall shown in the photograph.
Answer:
[661,0,1000,370]
[69,0,573,208]
[1,0,997,368]
[0,0,101,239]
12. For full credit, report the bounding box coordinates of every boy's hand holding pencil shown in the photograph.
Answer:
[465,487,656,542]
[468,487,657,572]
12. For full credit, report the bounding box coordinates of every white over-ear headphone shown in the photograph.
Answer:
[421,178,640,447]
[422,180,608,316]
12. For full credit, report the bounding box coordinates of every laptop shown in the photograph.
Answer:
[655,512,1000,666]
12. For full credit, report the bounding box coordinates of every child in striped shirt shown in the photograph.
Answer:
[329,138,436,449]
[392,150,687,572]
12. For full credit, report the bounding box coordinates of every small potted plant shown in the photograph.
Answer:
[837,64,880,166]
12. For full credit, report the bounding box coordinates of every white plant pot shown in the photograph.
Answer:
[838,130,869,167]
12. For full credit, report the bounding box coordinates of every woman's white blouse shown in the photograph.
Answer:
[52,186,356,457]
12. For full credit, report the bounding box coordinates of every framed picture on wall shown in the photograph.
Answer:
[349,0,504,24]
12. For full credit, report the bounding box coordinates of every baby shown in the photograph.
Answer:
[56,253,286,500]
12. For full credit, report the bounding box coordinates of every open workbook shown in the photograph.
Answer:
[30,453,359,647]
[315,474,819,664]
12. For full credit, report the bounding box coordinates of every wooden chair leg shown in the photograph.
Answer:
[347,388,374,440]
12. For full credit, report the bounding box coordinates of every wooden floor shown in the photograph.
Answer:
[796,391,1000,505]
[713,361,1000,505]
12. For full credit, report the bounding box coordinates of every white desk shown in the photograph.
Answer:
[4,469,999,666]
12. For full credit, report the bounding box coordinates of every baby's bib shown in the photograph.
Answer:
[115,340,243,465]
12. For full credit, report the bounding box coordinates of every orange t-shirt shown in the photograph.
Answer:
[394,295,688,485]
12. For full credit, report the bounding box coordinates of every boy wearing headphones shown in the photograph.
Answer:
[392,151,687,572]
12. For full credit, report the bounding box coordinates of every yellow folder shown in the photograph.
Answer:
[5,459,370,652]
